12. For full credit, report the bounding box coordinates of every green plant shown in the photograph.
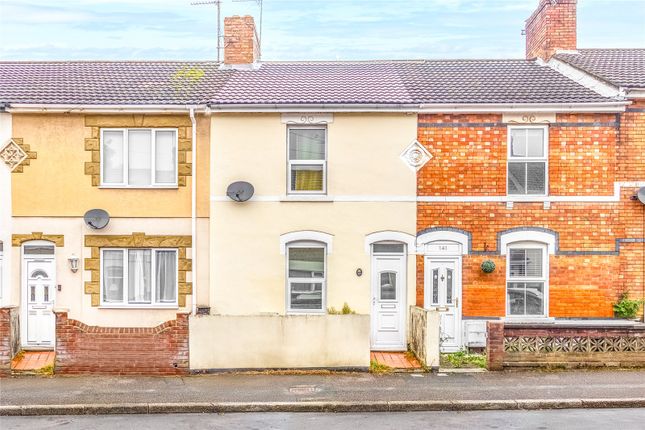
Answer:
[369,360,393,374]
[328,302,356,315]
[480,260,496,273]
[613,292,644,319]
[440,350,487,369]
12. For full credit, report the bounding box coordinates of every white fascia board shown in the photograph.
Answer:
[626,89,645,99]
[207,104,420,113]
[545,58,624,99]
[418,102,627,113]
[6,104,207,113]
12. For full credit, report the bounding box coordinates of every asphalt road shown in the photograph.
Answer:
[3,409,645,430]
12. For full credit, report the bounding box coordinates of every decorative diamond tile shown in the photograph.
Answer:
[400,140,432,171]
[0,139,28,171]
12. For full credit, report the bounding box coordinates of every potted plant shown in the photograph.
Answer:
[480,260,496,274]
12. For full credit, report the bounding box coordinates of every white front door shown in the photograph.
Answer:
[425,257,462,352]
[24,257,56,348]
[371,253,406,351]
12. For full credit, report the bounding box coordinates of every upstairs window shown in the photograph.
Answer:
[506,244,547,317]
[507,126,547,195]
[101,129,178,187]
[287,126,326,194]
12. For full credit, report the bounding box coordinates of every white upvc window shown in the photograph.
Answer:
[100,128,178,187]
[506,242,548,317]
[507,126,548,196]
[286,241,326,313]
[100,248,178,308]
[287,126,327,194]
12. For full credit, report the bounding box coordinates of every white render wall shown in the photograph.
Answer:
[190,314,370,369]
[0,113,12,306]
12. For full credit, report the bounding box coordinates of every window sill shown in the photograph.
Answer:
[99,305,179,310]
[286,311,327,315]
[99,185,179,190]
[280,195,334,202]
[503,316,554,323]
[506,195,549,202]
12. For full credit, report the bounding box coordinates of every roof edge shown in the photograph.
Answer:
[5,103,208,113]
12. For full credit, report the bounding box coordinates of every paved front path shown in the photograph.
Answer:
[1,369,644,406]
[4,409,645,430]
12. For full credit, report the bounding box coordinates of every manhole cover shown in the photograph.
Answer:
[288,385,320,394]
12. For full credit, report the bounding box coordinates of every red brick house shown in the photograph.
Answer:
[416,0,644,352]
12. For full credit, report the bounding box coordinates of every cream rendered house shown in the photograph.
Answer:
[190,18,420,369]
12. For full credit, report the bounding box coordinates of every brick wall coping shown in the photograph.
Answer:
[503,322,645,330]
[55,311,190,335]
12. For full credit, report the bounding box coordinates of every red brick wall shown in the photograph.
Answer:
[54,311,189,375]
[619,101,645,181]
[417,113,617,196]
[0,307,19,377]
[487,321,645,370]
[416,112,644,319]
[525,0,577,60]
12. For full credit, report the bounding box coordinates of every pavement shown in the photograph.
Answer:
[1,369,645,415]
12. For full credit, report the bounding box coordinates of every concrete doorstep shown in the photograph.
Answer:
[2,398,645,416]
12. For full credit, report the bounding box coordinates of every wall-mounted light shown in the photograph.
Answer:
[68,254,79,273]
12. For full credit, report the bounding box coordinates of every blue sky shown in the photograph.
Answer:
[0,0,643,61]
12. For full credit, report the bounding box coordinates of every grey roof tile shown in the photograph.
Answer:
[0,58,618,106]
[555,49,645,89]
[0,61,230,105]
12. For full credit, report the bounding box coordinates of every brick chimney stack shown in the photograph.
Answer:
[223,15,260,67]
[525,0,577,60]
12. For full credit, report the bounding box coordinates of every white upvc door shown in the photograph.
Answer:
[23,258,56,348]
[425,257,462,352]
[370,253,406,351]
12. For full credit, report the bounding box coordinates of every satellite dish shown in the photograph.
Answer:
[226,181,254,202]
[84,209,110,229]
[638,187,645,205]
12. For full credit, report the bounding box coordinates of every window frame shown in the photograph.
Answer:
[100,128,179,188]
[505,241,549,318]
[99,247,179,308]
[285,240,327,314]
[506,125,549,197]
[286,125,328,195]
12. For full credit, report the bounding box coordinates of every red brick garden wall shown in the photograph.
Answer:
[487,321,645,370]
[54,311,189,375]
[0,307,20,377]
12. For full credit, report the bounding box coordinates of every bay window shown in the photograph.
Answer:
[101,248,177,307]
[506,244,548,317]
[101,128,177,187]
[286,242,326,312]
[287,126,326,194]
[507,126,548,195]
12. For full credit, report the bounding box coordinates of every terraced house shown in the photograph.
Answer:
[0,0,643,375]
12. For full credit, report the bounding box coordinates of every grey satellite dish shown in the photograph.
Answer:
[84,209,110,229]
[638,187,645,205]
[226,181,254,202]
